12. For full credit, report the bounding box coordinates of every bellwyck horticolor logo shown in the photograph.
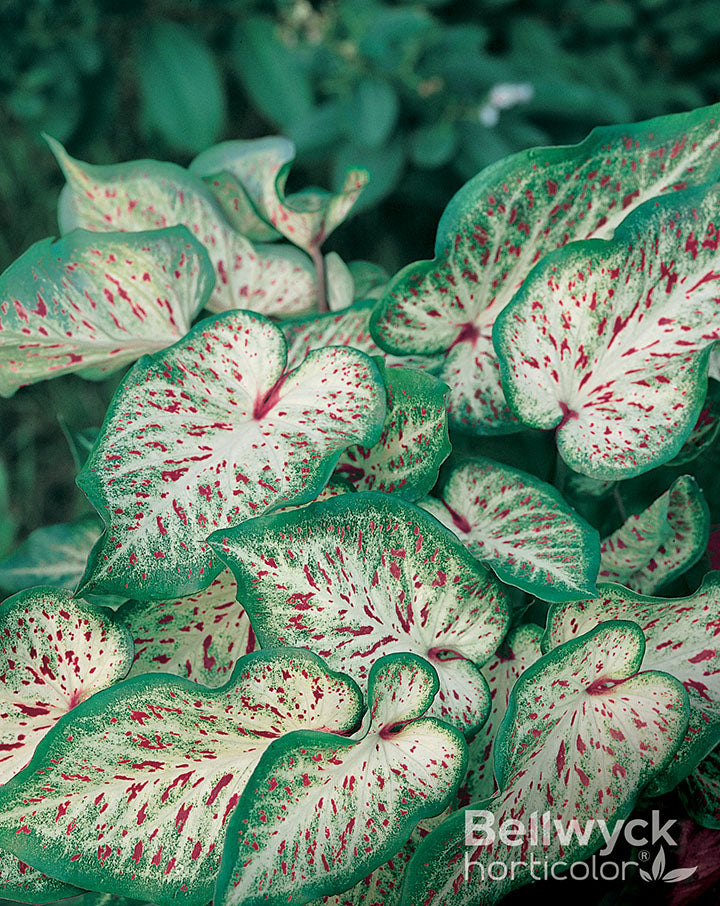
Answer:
[464,810,698,884]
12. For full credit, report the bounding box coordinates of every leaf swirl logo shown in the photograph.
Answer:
[638,847,698,884]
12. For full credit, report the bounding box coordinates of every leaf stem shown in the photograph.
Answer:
[310,244,328,313]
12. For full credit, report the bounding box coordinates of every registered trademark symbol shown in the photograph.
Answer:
[638,850,650,862]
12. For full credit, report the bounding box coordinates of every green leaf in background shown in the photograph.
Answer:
[419,458,601,602]
[232,17,313,129]
[409,122,458,170]
[599,475,709,593]
[0,513,100,595]
[679,745,720,829]
[136,21,225,155]
[354,77,399,148]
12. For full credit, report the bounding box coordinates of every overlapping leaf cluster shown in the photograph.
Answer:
[1,104,720,906]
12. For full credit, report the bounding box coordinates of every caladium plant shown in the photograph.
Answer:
[2,102,720,906]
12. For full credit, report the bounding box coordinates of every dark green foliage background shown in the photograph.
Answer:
[1,0,718,560]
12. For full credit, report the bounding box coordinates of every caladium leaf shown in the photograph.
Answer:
[419,458,600,602]
[370,103,720,434]
[196,170,281,242]
[210,492,509,735]
[190,138,369,254]
[348,261,389,301]
[679,746,720,829]
[325,252,355,312]
[214,654,467,906]
[543,575,720,790]
[0,515,101,595]
[119,568,255,687]
[400,621,689,906]
[335,363,451,500]
[0,227,213,395]
[666,378,720,466]
[0,649,363,906]
[461,624,543,805]
[304,811,450,906]
[0,588,133,785]
[76,310,385,600]
[282,300,441,374]
[0,858,80,904]
[48,138,318,318]
[494,181,720,479]
[598,475,709,593]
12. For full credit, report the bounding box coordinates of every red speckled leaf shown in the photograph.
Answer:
[419,458,600,602]
[544,574,720,790]
[335,363,451,500]
[599,475,709,593]
[667,378,720,465]
[214,654,467,906]
[49,139,319,317]
[371,104,720,433]
[494,182,720,479]
[461,624,543,805]
[0,588,133,785]
[0,227,213,396]
[0,649,362,906]
[679,745,720,829]
[119,568,255,687]
[211,493,509,735]
[400,622,688,906]
[76,310,385,600]
[190,138,369,254]
[0,857,80,904]
[282,301,441,374]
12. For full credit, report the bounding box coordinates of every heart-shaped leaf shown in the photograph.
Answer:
[400,621,689,906]
[599,475,709,593]
[0,649,363,906]
[119,567,256,687]
[461,624,543,805]
[543,575,720,790]
[48,139,319,318]
[214,654,467,906]
[370,104,720,434]
[419,458,600,602]
[679,745,720,829]
[0,515,101,595]
[76,310,385,600]
[0,588,133,785]
[494,182,720,479]
[335,363,451,500]
[210,492,509,735]
[282,300,441,374]
[190,138,369,254]
[0,227,213,395]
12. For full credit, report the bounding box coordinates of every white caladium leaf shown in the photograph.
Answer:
[119,567,256,687]
[679,745,720,828]
[190,137,369,255]
[0,515,100,595]
[461,624,543,805]
[0,227,213,395]
[76,310,385,600]
[196,170,281,242]
[326,252,355,312]
[370,104,720,434]
[282,301,441,374]
[305,811,450,906]
[0,588,133,785]
[335,363,451,500]
[49,139,319,318]
[211,493,509,735]
[400,621,689,906]
[0,649,363,906]
[419,458,600,602]
[0,858,80,903]
[214,654,467,906]
[495,182,720,479]
[599,475,709,593]
[543,575,720,789]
